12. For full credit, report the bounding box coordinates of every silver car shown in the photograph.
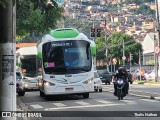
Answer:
[24,77,39,90]
[94,71,103,92]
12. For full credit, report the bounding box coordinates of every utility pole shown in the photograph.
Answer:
[139,50,142,81]
[104,19,110,71]
[92,21,95,42]
[129,53,132,72]
[92,21,97,70]
[154,34,158,82]
[0,0,16,117]
[123,39,125,66]
[155,0,160,82]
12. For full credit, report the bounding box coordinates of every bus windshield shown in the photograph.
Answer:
[42,40,92,74]
[21,58,38,77]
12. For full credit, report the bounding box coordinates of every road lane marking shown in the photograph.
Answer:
[45,103,125,110]
[140,99,160,103]
[102,89,152,98]
[129,90,160,96]
[128,93,151,98]
[95,99,113,104]
[53,103,67,107]
[122,100,136,105]
[154,97,160,100]
[75,101,91,105]
[30,104,43,109]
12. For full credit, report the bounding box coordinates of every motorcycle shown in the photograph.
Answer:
[116,78,126,100]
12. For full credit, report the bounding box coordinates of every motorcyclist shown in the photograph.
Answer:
[113,66,129,96]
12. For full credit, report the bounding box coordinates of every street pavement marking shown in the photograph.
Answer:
[129,90,160,96]
[45,103,125,110]
[140,99,160,103]
[95,99,113,104]
[154,97,160,100]
[53,103,67,107]
[122,100,136,104]
[30,104,43,109]
[75,101,91,105]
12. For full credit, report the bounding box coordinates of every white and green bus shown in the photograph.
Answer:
[37,28,96,99]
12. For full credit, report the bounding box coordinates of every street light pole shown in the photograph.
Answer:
[155,0,160,82]
[123,39,125,66]
[104,20,110,71]
[154,34,158,82]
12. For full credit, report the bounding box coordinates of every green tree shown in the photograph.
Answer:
[126,0,154,4]
[132,4,155,16]
[96,32,143,65]
[95,36,106,60]
[16,0,64,42]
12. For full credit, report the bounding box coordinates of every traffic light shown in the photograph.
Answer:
[97,29,101,37]
[91,28,95,37]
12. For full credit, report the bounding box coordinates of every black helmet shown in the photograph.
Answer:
[118,67,125,74]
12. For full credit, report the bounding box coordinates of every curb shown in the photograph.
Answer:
[132,82,160,85]
[17,96,31,112]
[144,83,160,85]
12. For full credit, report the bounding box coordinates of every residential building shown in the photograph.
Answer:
[142,33,158,65]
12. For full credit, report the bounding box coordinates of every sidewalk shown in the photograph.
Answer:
[17,96,31,111]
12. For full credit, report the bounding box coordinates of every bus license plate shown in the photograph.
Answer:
[65,88,73,91]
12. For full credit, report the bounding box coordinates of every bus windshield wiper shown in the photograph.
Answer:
[68,67,89,72]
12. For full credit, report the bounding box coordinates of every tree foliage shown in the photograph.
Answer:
[126,0,154,4]
[96,32,143,65]
[16,0,64,40]
[131,4,155,16]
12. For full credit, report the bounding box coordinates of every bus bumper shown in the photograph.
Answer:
[43,85,94,95]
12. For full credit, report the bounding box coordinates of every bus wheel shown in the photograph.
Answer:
[83,93,89,98]
[40,90,44,97]
[99,89,102,92]
[95,89,98,92]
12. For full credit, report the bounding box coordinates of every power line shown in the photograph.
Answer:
[98,39,136,52]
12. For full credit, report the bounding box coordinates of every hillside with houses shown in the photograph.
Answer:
[63,0,157,65]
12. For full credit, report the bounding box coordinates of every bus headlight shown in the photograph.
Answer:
[83,78,93,84]
[24,84,28,87]
[44,81,55,86]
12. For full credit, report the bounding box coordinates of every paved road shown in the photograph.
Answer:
[17,84,160,120]
[103,84,160,98]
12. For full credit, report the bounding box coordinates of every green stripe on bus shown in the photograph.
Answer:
[91,45,96,57]
[49,28,79,38]
[38,52,42,59]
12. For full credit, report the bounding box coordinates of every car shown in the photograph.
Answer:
[24,77,39,90]
[98,70,112,85]
[93,71,102,92]
[16,71,25,96]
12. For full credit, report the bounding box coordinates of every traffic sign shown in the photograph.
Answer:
[112,58,117,65]
[154,46,160,54]
[122,56,126,60]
